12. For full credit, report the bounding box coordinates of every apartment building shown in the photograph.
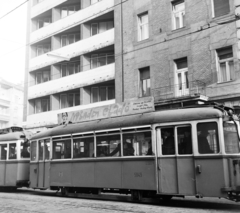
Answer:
[24,0,240,131]
[0,78,24,128]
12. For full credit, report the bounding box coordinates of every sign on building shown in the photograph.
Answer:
[58,97,155,125]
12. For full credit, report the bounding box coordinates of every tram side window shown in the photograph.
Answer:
[44,139,50,160]
[223,121,240,153]
[39,140,44,160]
[177,126,192,155]
[21,139,30,158]
[53,139,71,159]
[9,143,17,159]
[197,122,219,154]
[161,127,175,155]
[31,141,37,161]
[122,131,152,156]
[97,134,120,157]
[73,137,94,158]
[0,144,7,160]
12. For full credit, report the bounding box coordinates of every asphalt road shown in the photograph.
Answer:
[0,188,239,213]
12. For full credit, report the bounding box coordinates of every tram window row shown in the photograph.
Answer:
[29,121,240,161]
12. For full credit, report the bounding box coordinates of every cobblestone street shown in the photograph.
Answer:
[0,189,239,213]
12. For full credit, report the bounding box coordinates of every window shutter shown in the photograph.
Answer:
[213,0,230,17]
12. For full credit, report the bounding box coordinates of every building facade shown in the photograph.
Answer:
[0,78,24,128]
[24,0,240,131]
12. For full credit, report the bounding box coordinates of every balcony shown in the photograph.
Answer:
[31,0,114,44]
[29,29,114,72]
[152,80,206,102]
[28,63,115,99]
[26,99,115,128]
[31,0,67,19]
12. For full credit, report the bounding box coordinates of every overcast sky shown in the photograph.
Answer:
[0,0,28,85]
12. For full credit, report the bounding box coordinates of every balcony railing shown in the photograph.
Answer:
[152,80,206,101]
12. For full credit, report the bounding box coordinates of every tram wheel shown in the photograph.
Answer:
[131,190,142,201]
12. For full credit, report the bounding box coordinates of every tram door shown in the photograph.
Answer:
[156,126,195,195]
[0,144,7,185]
[37,139,50,188]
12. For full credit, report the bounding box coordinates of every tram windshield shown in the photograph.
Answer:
[223,121,240,153]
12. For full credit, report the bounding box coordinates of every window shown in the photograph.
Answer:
[53,139,71,159]
[212,0,230,18]
[0,144,7,160]
[9,143,17,159]
[61,5,80,18]
[37,17,51,29]
[162,127,175,155]
[96,134,121,157]
[60,93,80,109]
[172,0,185,30]
[90,53,114,69]
[138,13,149,41]
[35,98,50,113]
[91,21,114,36]
[197,122,219,154]
[21,140,30,158]
[175,58,189,96]
[61,62,80,77]
[73,137,94,158]
[216,47,234,83]
[36,44,51,56]
[61,33,80,47]
[177,126,192,155]
[91,86,115,103]
[35,71,50,84]
[139,67,151,97]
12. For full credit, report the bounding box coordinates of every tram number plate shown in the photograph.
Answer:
[134,172,142,178]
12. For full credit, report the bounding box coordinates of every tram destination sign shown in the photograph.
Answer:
[58,97,155,125]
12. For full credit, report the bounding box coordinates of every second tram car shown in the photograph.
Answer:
[0,128,31,190]
[29,106,240,202]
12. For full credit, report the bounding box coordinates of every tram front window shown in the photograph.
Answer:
[0,144,7,160]
[53,139,71,159]
[197,122,219,154]
[73,137,94,158]
[9,143,17,159]
[223,121,240,154]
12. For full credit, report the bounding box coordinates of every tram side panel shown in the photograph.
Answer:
[16,161,30,187]
[5,161,18,186]
[0,161,6,185]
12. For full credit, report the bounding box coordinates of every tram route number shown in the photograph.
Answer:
[134,172,142,178]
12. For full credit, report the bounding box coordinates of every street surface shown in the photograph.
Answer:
[0,188,239,213]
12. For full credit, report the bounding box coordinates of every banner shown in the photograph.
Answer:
[58,97,155,125]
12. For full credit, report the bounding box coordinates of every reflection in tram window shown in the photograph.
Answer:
[122,131,152,156]
[21,139,30,158]
[9,143,17,159]
[31,141,37,161]
[177,126,192,155]
[97,134,120,157]
[161,128,175,155]
[0,144,7,160]
[73,137,94,158]
[53,139,71,159]
[197,122,219,154]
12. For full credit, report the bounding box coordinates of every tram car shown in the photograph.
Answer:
[29,105,240,202]
[0,127,31,190]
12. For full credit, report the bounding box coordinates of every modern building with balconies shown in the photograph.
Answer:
[0,78,24,129]
[24,0,240,131]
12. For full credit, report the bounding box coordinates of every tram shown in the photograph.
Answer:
[0,127,31,190]
[29,105,240,202]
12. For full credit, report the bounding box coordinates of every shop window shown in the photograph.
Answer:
[172,0,185,30]
[216,46,234,83]
[138,12,149,41]
[197,122,219,154]
[73,137,94,158]
[212,0,230,17]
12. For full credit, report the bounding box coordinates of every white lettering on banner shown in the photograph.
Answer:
[58,97,155,125]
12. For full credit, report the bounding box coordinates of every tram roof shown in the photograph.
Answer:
[31,107,224,140]
[0,132,26,141]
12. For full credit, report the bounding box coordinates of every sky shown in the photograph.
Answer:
[0,0,28,85]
